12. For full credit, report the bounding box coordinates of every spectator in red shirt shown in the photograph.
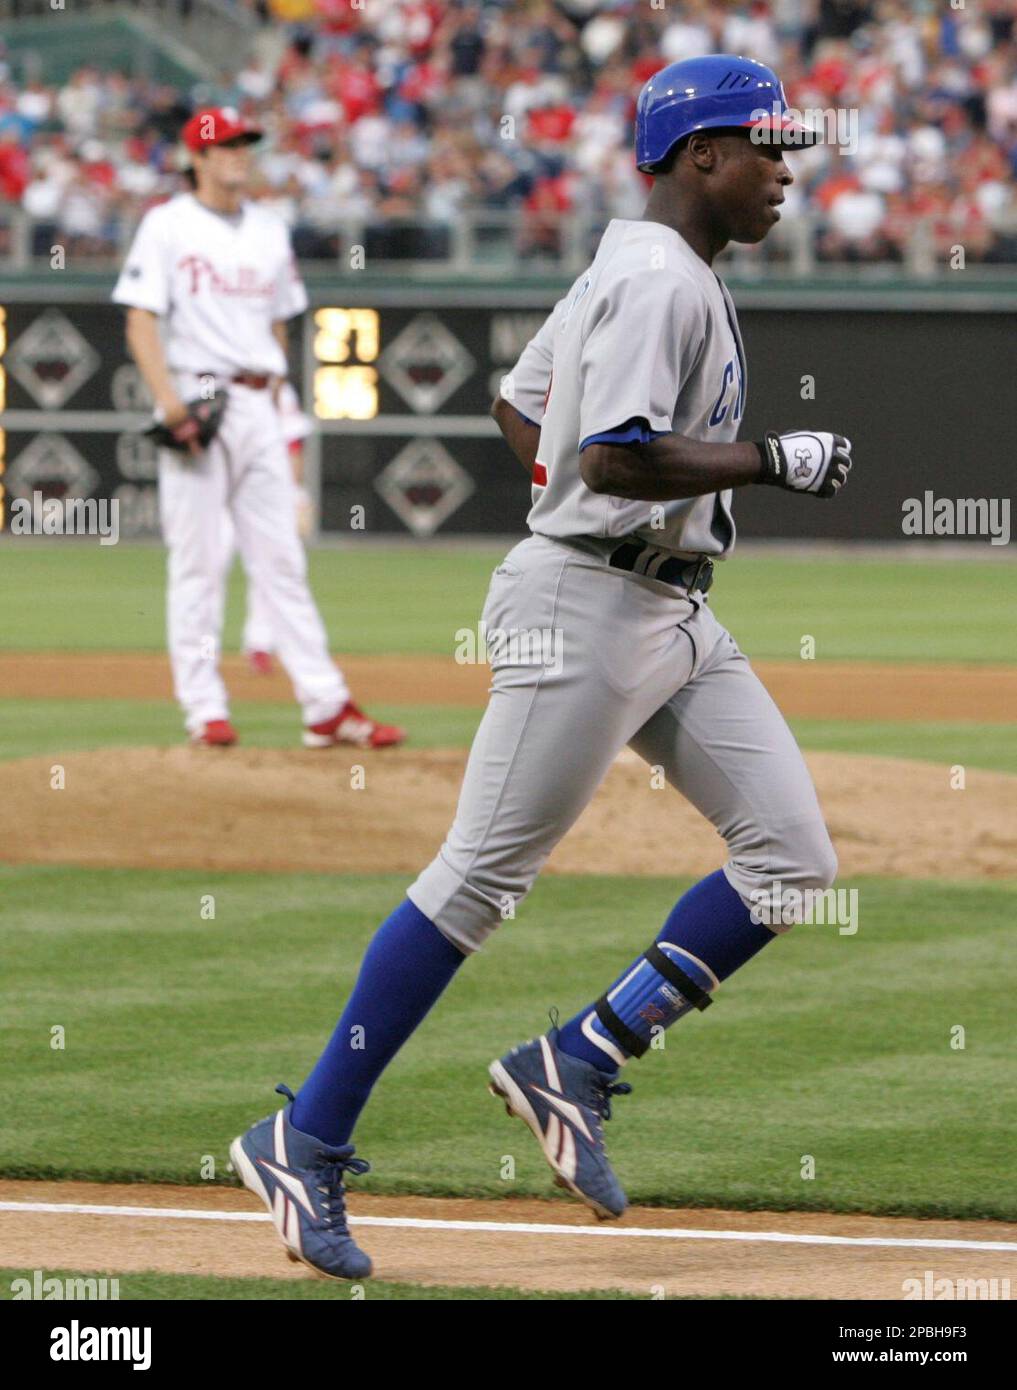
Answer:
[0,132,30,199]
[526,102,576,146]
[328,54,381,125]
[519,170,573,259]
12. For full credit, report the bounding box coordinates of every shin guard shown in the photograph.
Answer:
[583,941,718,1067]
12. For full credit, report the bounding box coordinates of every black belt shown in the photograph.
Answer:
[196,371,273,390]
[609,542,714,594]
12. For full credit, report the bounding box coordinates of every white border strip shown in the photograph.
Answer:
[2,1201,1015,1253]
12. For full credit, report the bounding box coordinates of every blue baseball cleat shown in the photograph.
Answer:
[229,1084,373,1281]
[488,1027,632,1219]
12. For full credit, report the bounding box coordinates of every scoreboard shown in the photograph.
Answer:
[310,303,550,537]
[0,294,549,539]
[0,302,166,536]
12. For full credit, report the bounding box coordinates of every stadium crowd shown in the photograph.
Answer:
[1,0,1016,266]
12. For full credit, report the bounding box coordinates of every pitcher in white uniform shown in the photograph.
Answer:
[113,106,404,751]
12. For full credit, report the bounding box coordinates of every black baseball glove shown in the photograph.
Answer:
[144,393,228,453]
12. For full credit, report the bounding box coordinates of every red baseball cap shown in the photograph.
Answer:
[181,106,262,153]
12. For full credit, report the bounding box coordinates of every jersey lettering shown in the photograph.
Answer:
[177,255,276,299]
[708,360,734,426]
[707,354,744,427]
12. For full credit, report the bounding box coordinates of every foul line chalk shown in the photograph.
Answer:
[1,1201,1015,1253]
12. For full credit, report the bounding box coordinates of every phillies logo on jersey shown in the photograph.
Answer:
[177,255,275,299]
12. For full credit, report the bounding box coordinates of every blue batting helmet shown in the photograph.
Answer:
[635,54,818,173]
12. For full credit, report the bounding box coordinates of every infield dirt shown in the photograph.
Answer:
[3,650,1016,721]
[2,743,1016,880]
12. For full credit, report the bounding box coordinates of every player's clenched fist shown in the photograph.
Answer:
[756,430,853,498]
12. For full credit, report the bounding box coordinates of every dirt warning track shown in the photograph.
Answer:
[3,651,1017,722]
[3,1181,1015,1299]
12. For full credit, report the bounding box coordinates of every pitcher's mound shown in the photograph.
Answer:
[2,745,1014,880]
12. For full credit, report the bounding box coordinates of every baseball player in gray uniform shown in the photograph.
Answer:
[231,55,853,1280]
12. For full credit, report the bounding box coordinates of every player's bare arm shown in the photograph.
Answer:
[582,428,852,502]
[491,394,541,473]
[289,442,305,487]
[271,319,290,403]
[124,307,190,429]
[581,434,763,500]
[490,305,557,473]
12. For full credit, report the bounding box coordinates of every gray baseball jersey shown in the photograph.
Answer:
[507,219,746,560]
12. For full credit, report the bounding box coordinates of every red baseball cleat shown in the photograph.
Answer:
[191,718,238,747]
[246,650,274,677]
[302,701,405,750]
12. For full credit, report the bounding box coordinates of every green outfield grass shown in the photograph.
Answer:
[0,698,479,760]
[2,865,1013,1221]
[2,542,1015,662]
[0,698,1014,771]
[784,719,1017,772]
[0,1269,647,1301]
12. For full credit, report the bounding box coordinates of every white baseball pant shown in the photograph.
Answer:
[157,373,348,733]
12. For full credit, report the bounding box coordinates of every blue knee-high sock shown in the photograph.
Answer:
[290,899,465,1145]
[557,869,774,1074]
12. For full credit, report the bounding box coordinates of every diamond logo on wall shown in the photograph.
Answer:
[6,434,100,501]
[6,308,101,408]
[375,439,474,536]
[378,314,475,414]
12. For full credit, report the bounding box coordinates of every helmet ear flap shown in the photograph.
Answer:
[644,132,690,176]
[647,145,677,177]
[648,129,718,177]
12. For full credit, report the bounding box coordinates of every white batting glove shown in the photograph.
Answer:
[757,430,853,498]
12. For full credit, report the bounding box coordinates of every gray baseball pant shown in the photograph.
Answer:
[408,534,836,954]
